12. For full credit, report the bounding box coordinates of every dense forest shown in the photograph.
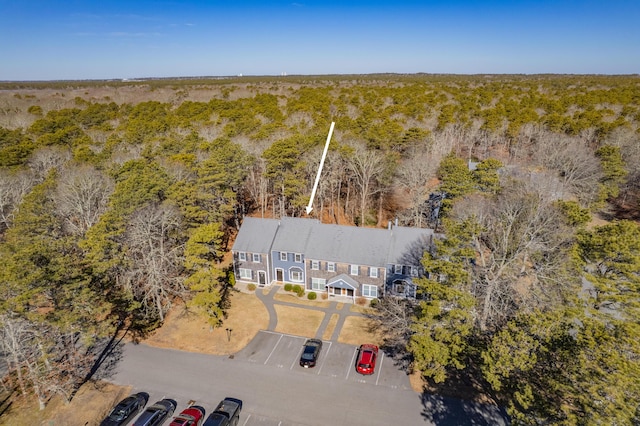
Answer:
[1,74,639,423]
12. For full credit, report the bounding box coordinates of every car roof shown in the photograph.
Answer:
[115,395,138,408]
[359,350,375,363]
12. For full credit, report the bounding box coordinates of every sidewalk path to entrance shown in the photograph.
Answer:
[254,284,365,342]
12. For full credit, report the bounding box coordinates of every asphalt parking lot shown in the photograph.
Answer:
[234,330,412,391]
[133,331,411,425]
[115,341,507,426]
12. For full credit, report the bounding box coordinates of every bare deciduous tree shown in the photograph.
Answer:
[396,151,438,227]
[452,179,575,331]
[531,130,602,206]
[367,297,416,366]
[122,203,185,323]
[344,142,386,225]
[0,169,35,231]
[55,165,114,235]
[27,146,72,180]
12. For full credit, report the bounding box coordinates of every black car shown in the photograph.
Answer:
[299,338,323,368]
[100,392,148,426]
[133,399,177,426]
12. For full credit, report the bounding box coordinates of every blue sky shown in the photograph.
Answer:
[1,0,638,80]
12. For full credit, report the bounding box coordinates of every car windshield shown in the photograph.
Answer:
[301,351,315,360]
[109,409,127,420]
[359,363,371,368]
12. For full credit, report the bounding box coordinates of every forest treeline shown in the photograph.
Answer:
[0,74,639,422]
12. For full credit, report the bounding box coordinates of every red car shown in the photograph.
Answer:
[356,344,379,375]
[169,406,205,426]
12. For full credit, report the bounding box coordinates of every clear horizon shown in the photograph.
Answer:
[1,0,639,81]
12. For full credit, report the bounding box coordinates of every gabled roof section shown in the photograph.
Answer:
[387,226,435,267]
[271,217,319,253]
[233,216,436,268]
[306,222,391,266]
[231,217,280,254]
[327,274,359,290]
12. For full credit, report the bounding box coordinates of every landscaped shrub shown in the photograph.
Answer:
[356,296,367,306]
[247,283,256,291]
[284,283,293,292]
[292,284,304,296]
[321,292,328,300]
[307,291,317,300]
[369,298,379,308]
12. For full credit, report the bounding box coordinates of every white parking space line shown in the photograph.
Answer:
[290,343,303,370]
[264,334,284,365]
[375,352,384,386]
[316,341,332,375]
[242,414,251,426]
[346,347,358,380]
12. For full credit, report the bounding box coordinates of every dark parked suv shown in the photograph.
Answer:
[299,339,323,368]
[100,392,148,426]
[133,399,177,426]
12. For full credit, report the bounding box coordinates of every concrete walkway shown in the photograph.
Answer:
[253,284,365,342]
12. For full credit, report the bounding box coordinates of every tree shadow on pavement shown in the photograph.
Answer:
[420,391,510,425]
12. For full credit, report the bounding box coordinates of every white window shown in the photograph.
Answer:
[238,252,246,261]
[294,253,302,263]
[252,253,261,263]
[280,251,287,261]
[362,284,378,298]
[311,277,326,291]
[238,268,252,279]
[369,267,378,278]
[411,266,419,277]
[394,264,402,274]
[290,268,303,282]
[327,262,335,272]
[350,265,359,276]
[311,260,319,270]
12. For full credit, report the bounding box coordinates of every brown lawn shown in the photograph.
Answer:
[274,305,324,337]
[0,382,131,426]
[145,290,269,355]
[337,316,384,347]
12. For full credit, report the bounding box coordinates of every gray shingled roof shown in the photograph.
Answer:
[270,217,318,254]
[387,226,435,266]
[306,221,391,266]
[233,216,435,268]
[231,217,280,254]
